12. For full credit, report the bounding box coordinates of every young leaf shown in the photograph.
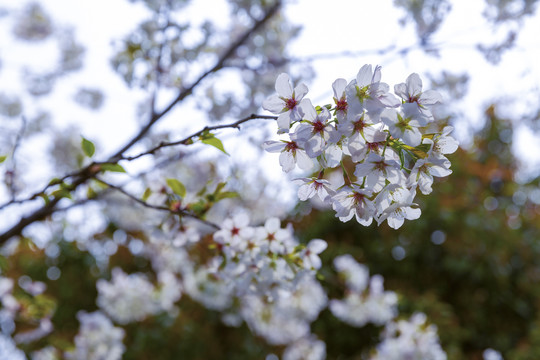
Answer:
[216,191,238,200]
[0,155,6,164]
[166,178,186,198]
[142,187,152,202]
[201,134,229,155]
[100,163,126,173]
[81,137,95,157]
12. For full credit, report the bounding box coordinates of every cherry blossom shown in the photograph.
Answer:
[262,73,309,133]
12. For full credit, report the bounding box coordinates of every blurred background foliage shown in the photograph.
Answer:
[3,104,540,359]
[2,0,540,358]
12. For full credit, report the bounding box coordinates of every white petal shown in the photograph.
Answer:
[294,82,309,100]
[295,150,314,170]
[262,140,285,153]
[279,151,295,172]
[300,98,317,121]
[356,64,373,87]
[265,217,281,232]
[298,183,316,201]
[275,73,293,98]
[420,89,443,105]
[332,78,347,98]
[406,73,423,96]
[308,239,328,254]
[277,112,291,132]
[262,95,285,113]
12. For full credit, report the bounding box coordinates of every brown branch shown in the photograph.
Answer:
[108,0,282,162]
[121,114,277,162]
[96,178,220,230]
[0,2,281,245]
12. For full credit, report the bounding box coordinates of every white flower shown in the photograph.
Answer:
[354,153,403,192]
[300,239,327,270]
[0,333,25,360]
[375,185,421,229]
[483,348,504,360]
[394,73,442,119]
[263,73,309,133]
[96,268,161,324]
[371,313,447,360]
[263,140,314,173]
[333,254,369,292]
[347,127,387,163]
[332,78,348,122]
[172,224,200,247]
[346,64,400,117]
[68,311,125,360]
[331,185,376,225]
[407,156,452,195]
[426,126,459,160]
[213,213,254,252]
[293,177,335,203]
[381,103,429,147]
[283,335,326,360]
[330,271,397,328]
[255,217,291,254]
[291,100,340,158]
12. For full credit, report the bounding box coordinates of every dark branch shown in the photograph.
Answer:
[108,1,282,162]
[96,179,220,230]
[0,2,281,244]
[121,114,277,162]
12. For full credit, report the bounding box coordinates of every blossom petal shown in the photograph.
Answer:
[275,73,293,98]
[262,95,285,113]
[294,82,309,100]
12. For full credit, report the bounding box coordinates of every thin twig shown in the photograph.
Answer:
[121,114,277,162]
[96,178,221,230]
[0,2,281,244]
[108,0,282,162]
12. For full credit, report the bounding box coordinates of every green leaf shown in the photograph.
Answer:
[100,163,126,173]
[216,191,238,201]
[166,178,186,198]
[142,187,152,202]
[0,155,6,164]
[51,189,72,200]
[87,186,97,199]
[81,137,95,157]
[201,134,228,155]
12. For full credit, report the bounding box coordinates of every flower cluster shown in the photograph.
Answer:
[66,311,125,360]
[370,313,447,360]
[96,268,182,324]
[263,66,458,228]
[329,254,398,327]
[180,214,328,345]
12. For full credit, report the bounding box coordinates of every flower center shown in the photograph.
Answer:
[285,97,298,110]
[352,192,365,204]
[312,120,326,134]
[285,141,299,152]
[335,98,348,112]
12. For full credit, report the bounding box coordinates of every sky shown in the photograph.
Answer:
[0,0,540,224]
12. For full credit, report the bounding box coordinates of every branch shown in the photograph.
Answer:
[0,2,281,245]
[121,114,277,162]
[96,178,220,230]
[108,0,282,162]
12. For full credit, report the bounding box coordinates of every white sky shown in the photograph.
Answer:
[0,0,540,220]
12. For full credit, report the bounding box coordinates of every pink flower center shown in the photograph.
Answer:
[408,95,420,103]
[353,192,365,204]
[312,120,325,133]
[231,227,240,236]
[335,98,348,112]
[353,119,367,133]
[367,142,380,152]
[285,141,299,152]
[285,97,298,110]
